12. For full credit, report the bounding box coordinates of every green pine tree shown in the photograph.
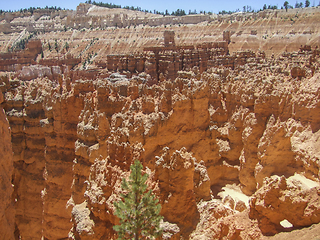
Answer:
[284,1,289,11]
[113,160,163,240]
[305,0,310,7]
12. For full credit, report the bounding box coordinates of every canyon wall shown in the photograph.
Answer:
[1,5,320,240]
[1,5,320,58]
[1,44,320,238]
[0,39,42,72]
[0,87,14,240]
[0,3,212,34]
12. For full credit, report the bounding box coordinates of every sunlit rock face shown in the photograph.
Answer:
[1,4,320,239]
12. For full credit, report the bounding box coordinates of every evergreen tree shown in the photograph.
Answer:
[64,42,69,51]
[284,1,289,11]
[113,160,163,240]
[305,0,310,7]
[54,39,59,53]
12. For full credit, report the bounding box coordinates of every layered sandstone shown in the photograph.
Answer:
[1,5,320,59]
[0,39,42,71]
[0,3,211,34]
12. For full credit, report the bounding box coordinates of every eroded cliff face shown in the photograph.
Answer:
[1,44,320,238]
[1,5,320,239]
[1,5,320,60]
[0,91,14,239]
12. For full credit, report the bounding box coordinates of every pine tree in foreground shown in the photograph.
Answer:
[113,160,163,240]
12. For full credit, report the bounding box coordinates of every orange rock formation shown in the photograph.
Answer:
[0,89,14,239]
[0,5,320,240]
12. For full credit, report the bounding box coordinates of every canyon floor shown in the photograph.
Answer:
[1,3,320,240]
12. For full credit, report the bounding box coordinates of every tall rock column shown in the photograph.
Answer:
[42,84,85,239]
[0,92,14,240]
[4,79,46,239]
